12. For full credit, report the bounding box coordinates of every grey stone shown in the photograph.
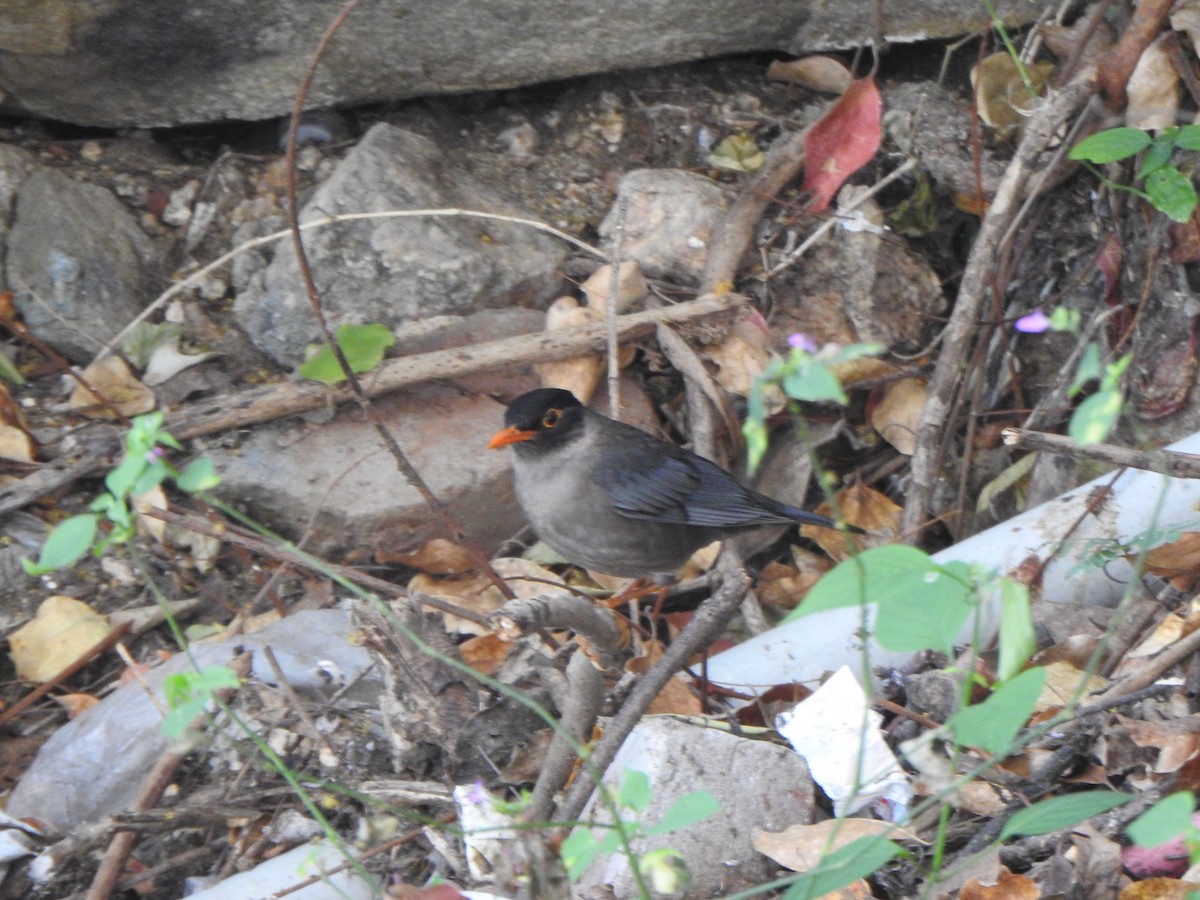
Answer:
[575,717,815,898]
[600,169,731,286]
[7,170,160,363]
[0,145,37,295]
[209,385,524,561]
[234,124,567,365]
[0,1,1033,128]
[7,609,377,832]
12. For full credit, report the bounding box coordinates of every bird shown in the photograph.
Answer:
[488,388,862,579]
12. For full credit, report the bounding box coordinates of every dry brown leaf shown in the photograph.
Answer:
[459,633,514,677]
[1040,16,1115,60]
[627,639,703,715]
[757,556,830,610]
[752,818,923,872]
[580,261,648,314]
[802,482,898,558]
[499,728,554,784]
[1174,0,1200,50]
[55,692,100,718]
[1035,660,1108,712]
[1118,715,1200,774]
[1120,878,1200,900]
[0,383,35,462]
[69,356,156,418]
[953,781,1008,817]
[1126,34,1181,132]
[1111,612,1191,678]
[1032,634,1101,670]
[534,296,605,402]
[703,308,776,402]
[971,53,1055,137]
[0,422,36,462]
[766,56,852,94]
[412,557,564,636]
[1139,532,1200,578]
[870,377,926,455]
[133,484,168,543]
[828,355,902,388]
[379,537,476,574]
[9,595,110,682]
[958,866,1040,900]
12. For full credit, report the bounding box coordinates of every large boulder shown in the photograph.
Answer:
[0,0,1031,127]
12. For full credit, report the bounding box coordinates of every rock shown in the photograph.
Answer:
[574,717,815,898]
[7,610,378,833]
[599,169,731,286]
[7,170,160,363]
[234,124,567,366]
[209,385,524,562]
[0,145,37,293]
[0,2,1034,128]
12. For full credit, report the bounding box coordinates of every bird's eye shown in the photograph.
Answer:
[542,408,561,428]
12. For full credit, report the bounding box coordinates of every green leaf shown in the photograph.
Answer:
[105,452,149,498]
[0,351,24,385]
[782,835,902,899]
[949,666,1045,755]
[743,418,769,476]
[781,364,847,404]
[999,791,1130,841]
[160,666,241,739]
[823,342,884,365]
[1137,133,1177,179]
[298,323,396,385]
[561,825,624,882]
[1069,388,1122,445]
[1069,344,1102,397]
[638,848,690,895]
[617,769,651,813]
[1174,124,1200,151]
[1127,791,1196,847]
[789,546,975,655]
[1069,127,1151,163]
[23,513,99,575]
[176,457,221,492]
[1146,166,1199,223]
[1100,353,1132,391]
[707,134,765,172]
[996,579,1034,682]
[1047,306,1081,333]
[131,461,170,497]
[643,791,721,836]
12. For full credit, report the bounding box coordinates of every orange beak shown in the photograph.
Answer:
[488,426,536,449]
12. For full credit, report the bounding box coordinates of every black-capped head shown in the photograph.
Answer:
[488,388,587,453]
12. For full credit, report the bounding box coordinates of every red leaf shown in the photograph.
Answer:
[802,77,883,212]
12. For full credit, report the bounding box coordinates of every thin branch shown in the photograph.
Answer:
[1003,427,1200,479]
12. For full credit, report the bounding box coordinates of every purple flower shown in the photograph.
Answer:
[464,780,488,805]
[788,333,819,352]
[1014,309,1051,333]
[144,446,165,464]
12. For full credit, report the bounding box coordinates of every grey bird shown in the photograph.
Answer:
[488,388,862,578]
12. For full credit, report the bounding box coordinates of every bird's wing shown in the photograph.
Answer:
[594,440,795,528]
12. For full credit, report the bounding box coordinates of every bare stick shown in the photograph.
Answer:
[165,294,741,440]
[902,70,1099,541]
[1003,428,1200,479]
[555,563,750,821]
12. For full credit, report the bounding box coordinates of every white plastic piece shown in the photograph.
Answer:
[183,840,376,899]
[454,783,519,881]
[707,429,1200,693]
[776,666,911,818]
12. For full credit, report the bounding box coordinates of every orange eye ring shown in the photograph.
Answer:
[542,409,561,428]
